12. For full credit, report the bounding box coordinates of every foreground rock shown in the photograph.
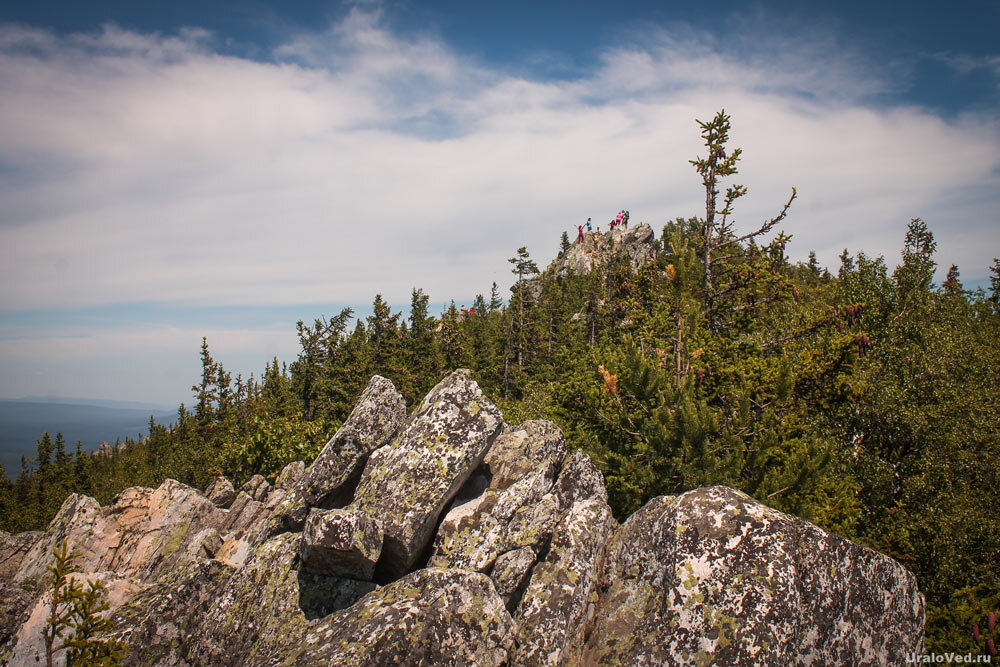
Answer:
[513,498,617,666]
[429,420,566,574]
[351,369,503,581]
[582,486,926,665]
[285,568,515,666]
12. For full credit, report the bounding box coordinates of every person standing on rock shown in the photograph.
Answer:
[623,210,629,228]
[616,211,623,227]
[586,218,592,232]
[577,225,585,243]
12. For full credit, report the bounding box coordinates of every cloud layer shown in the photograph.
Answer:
[1,9,998,403]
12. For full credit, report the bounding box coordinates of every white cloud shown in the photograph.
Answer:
[1,9,998,320]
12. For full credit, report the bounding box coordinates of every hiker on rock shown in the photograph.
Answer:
[577,225,585,243]
[616,211,623,226]
[586,218,592,232]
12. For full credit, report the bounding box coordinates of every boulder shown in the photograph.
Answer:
[491,545,537,608]
[429,420,566,573]
[301,374,407,508]
[351,369,503,581]
[512,498,617,666]
[12,494,104,586]
[286,568,515,666]
[275,460,306,491]
[265,375,407,537]
[554,449,608,510]
[240,474,271,502]
[111,557,234,666]
[204,476,237,508]
[191,532,374,665]
[300,508,383,580]
[581,486,925,665]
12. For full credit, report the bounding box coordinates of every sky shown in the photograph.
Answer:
[0,0,998,407]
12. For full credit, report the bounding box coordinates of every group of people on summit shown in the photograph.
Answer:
[576,210,629,243]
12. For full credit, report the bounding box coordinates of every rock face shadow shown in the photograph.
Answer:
[296,570,376,621]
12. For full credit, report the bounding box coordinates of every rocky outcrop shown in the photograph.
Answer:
[287,568,515,666]
[551,222,657,277]
[300,508,383,580]
[581,486,925,665]
[204,476,237,508]
[429,420,566,575]
[350,369,503,581]
[264,374,407,537]
[0,370,925,666]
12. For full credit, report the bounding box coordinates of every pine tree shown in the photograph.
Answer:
[193,337,218,426]
[942,264,963,295]
[689,109,796,331]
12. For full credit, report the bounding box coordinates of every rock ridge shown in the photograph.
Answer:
[0,369,924,666]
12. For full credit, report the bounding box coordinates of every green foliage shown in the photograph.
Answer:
[44,541,127,666]
[220,413,327,485]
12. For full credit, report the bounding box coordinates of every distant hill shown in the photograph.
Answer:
[0,398,177,478]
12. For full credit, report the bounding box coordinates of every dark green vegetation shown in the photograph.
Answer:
[1,111,998,653]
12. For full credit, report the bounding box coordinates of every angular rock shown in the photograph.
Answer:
[300,508,383,580]
[795,519,926,663]
[204,476,237,508]
[191,532,374,665]
[14,480,223,589]
[111,557,234,666]
[240,474,271,502]
[97,480,223,582]
[191,533,311,665]
[0,531,42,581]
[491,546,537,607]
[554,449,608,511]
[513,498,617,666]
[185,528,223,559]
[265,375,407,537]
[276,460,306,491]
[429,420,565,573]
[351,369,503,581]
[286,568,514,666]
[581,486,925,665]
[302,374,407,508]
[12,494,104,586]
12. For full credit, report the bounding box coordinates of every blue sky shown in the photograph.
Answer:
[1,0,998,406]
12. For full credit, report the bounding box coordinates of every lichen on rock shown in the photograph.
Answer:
[350,369,503,581]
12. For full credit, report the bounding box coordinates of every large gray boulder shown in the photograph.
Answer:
[286,567,515,666]
[264,375,407,536]
[429,420,566,574]
[350,369,503,581]
[581,486,926,665]
[513,498,617,666]
[189,532,372,665]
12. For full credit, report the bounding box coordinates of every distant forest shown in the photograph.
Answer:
[2,111,998,653]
